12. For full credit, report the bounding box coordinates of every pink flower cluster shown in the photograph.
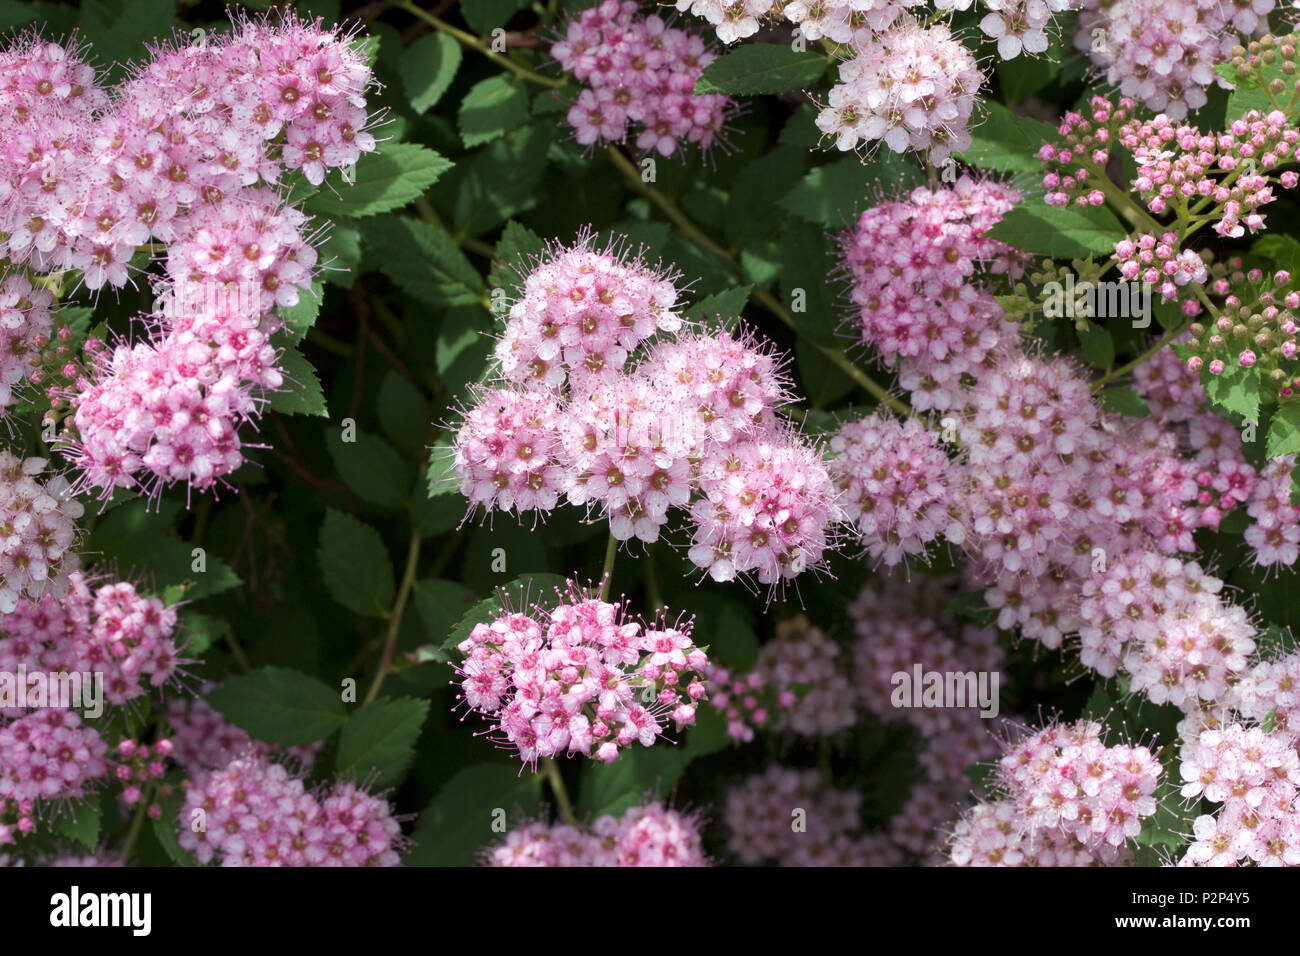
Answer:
[454,234,844,586]
[1182,267,1300,387]
[485,802,707,866]
[0,16,378,499]
[0,452,82,613]
[1179,719,1300,865]
[1113,233,1207,303]
[840,176,1024,409]
[815,22,982,162]
[0,274,54,411]
[178,754,402,866]
[972,0,1077,59]
[1077,552,1256,707]
[682,0,1078,65]
[849,578,1004,781]
[113,737,172,811]
[1037,95,1128,208]
[1077,0,1273,119]
[672,0,780,43]
[0,571,181,708]
[1042,101,1300,249]
[998,720,1161,850]
[0,16,374,287]
[165,692,323,771]
[754,616,856,737]
[782,0,921,44]
[454,582,707,766]
[705,663,789,742]
[495,237,684,393]
[1245,457,1300,568]
[837,170,1276,735]
[829,413,957,564]
[552,0,732,156]
[949,797,1130,866]
[724,766,903,865]
[64,188,311,498]
[0,709,110,844]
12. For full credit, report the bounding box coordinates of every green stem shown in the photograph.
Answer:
[645,544,664,612]
[225,631,252,674]
[398,2,566,88]
[415,196,495,259]
[1092,317,1194,391]
[605,147,732,261]
[120,780,158,863]
[598,532,617,602]
[364,532,422,706]
[540,758,576,824]
[307,326,355,357]
[603,146,912,417]
[1082,157,1165,235]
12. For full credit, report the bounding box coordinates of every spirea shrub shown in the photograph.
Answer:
[3,0,1300,873]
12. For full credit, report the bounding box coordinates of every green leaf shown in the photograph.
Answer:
[450,122,554,237]
[427,436,460,498]
[280,282,323,342]
[53,798,101,849]
[363,215,486,307]
[1254,234,1300,278]
[576,708,728,817]
[377,371,431,458]
[1100,386,1151,417]
[405,764,542,865]
[86,500,240,602]
[710,604,760,671]
[962,761,999,796]
[959,101,1061,174]
[1084,681,1114,722]
[152,790,198,866]
[685,285,752,328]
[460,0,528,34]
[1267,401,1300,458]
[305,143,452,219]
[797,337,856,406]
[412,577,477,644]
[779,219,839,347]
[79,0,177,82]
[459,76,530,148]
[319,227,363,288]
[694,44,827,95]
[207,667,348,746]
[997,50,1060,103]
[779,154,925,227]
[488,220,547,299]
[269,346,328,417]
[444,574,568,651]
[1134,777,1197,866]
[1077,320,1114,369]
[327,428,411,508]
[317,509,395,618]
[336,697,430,788]
[1215,61,1256,89]
[1201,364,1260,422]
[177,610,229,656]
[412,473,463,539]
[988,201,1125,257]
[401,32,462,114]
